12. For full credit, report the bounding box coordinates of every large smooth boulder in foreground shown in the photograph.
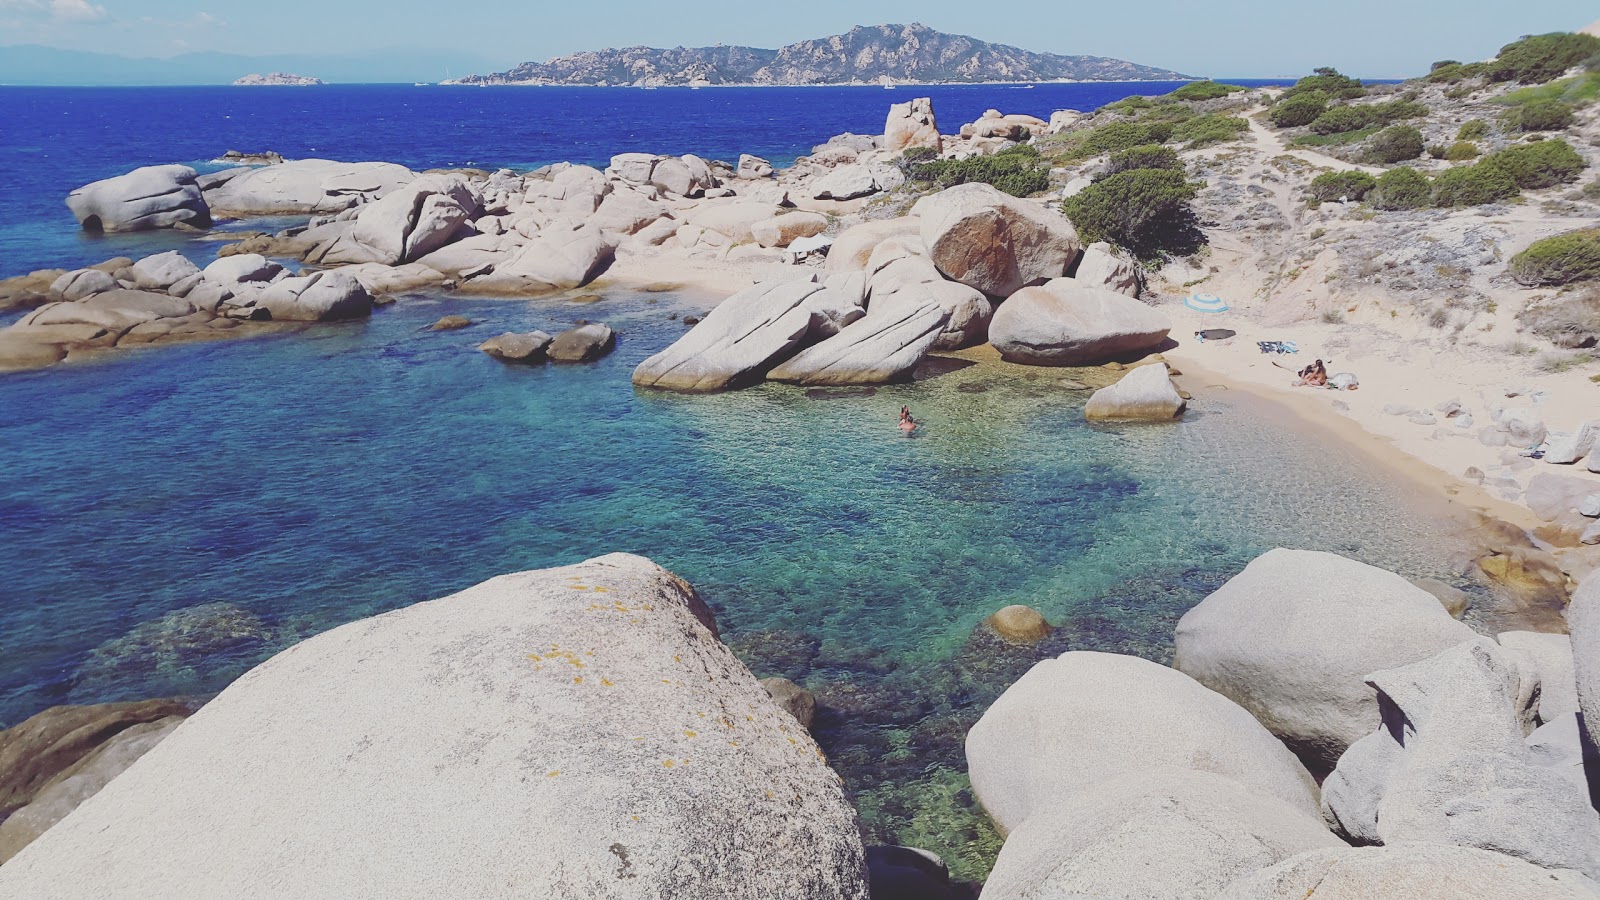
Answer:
[633,280,824,392]
[966,651,1320,835]
[0,554,868,899]
[884,97,941,155]
[826,218,922,272]
[990,278,1171,366]
[0,717,184,863]
[252,271,373,322]
[981,771,1342,900]
[766,302,949,387]
[1084,363,1186,421]
[1322,639,1598,877]
[1572,571,1600,751]
[1217,844,1600,899]
[917,183,1080,297]
[202,159,416,216]
[66,165,210,232]
[1175,549,1478,772]
[871,279,991,350]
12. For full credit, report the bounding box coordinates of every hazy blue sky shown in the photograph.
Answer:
[1,0,1594,78]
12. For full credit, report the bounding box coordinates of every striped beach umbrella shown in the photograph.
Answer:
[1184,292,1229,313]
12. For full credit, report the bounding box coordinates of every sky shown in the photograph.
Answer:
[0,0,1595,79]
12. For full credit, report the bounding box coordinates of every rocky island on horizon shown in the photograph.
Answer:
[448,23,1192,87]
[232,72,324,86]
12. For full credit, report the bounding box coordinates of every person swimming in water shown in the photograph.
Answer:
[899,408,919,434]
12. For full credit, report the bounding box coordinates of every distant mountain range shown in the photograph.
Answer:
[0,45,503,86]
[451,24,1191,87]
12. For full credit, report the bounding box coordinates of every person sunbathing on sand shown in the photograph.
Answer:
[1293,359,1328,387]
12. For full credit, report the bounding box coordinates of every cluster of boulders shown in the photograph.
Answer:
[0,249,373,371]
[966,549,1600,898]
[632,180,1180,419]
[478,321,616,365]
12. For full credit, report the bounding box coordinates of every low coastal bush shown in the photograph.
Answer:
[1104,144,1182,177]
[1503,99,1576,132]
[1364,125,1424,164]
[1488,32,1600,85]
[1062,167,1201,258]
[1496,73,1600,108]
[1293,126,1379,148]
[1509,229,1600,286]
[1365,99,1430,123]
[1309,106,1370,135]
[1368,167,1433,210]
[1171,113,1249,148]
[1169,80,1244,101]
[1482,139,1587,189]
[1284,67,1366,100]
[1442,141,1481,161]
[1458,119,1489,141]
[1427,60,1489,83]
[909,144,1049,197]
[1308,170,1376,202]
[1430,163,1518,207]
[1059,120,1176,159]
[1268,92,1328,128]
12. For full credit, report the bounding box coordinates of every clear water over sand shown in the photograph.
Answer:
[0,287,1480,877]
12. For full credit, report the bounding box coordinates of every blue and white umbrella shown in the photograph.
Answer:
[1184,292,1229,313]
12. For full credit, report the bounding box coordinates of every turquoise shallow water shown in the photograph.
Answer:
[0,285,1481,877]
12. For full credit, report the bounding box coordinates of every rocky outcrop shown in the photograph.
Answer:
[1321,639,1599,876]
[826,218,922,272]
[314,174,481,265]
[47,268,117,302]
[989,278,1171,366]
[737,154,774,179]
[809,165,904,201]
[246,271,373,322]
[1572,571,1600,752]
[547,322,616,363]
[65,165,210,232]
[759,678,816,731]
[0,555,869,899]
[966,651,1320,836]
[766,301,948,386]
[981,771,1343,900]
[1498,630,1580,724]
[1216,844,1600,899]
[202,159,417,217]
[1174,549,1477,772]
[870,278,990,350]
[884,98,940,155]
[466,223,618,294]
[1084,363,1187,421]
[632,280,824,391]
[916,183,1080,297]
[478,331,553,363]
[1074,241,1141,297]
[233,73,323,86]
[751,211,829,248]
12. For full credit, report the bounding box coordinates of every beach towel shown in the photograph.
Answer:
[1257,340,1298,355]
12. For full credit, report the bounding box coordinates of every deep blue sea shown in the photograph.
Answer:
[0,81,1463,878]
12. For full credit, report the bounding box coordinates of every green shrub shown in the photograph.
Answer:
[1365,99,1430,123]
[1169,80,1243,101]
[1104,144,1182,177]
[1269,92,1328,127]
[1061,168,1201,258]
[1509,229,1600,285]
[1443,141,1481,161]
[1584,178,1600,199]
[1067,120,1175,158]
[1504,99,1576,132]
[1293,126,1380,148]
[1365,125,1424,164]
[1488,32,1600,85]
[901,146,937,163]
[1369,167,1433,210]
[909,145,1050,197]
[1309,105,1371,135]
[1308,170,1377,201]
[1431,163,1519,207]
[1482,139,1587,189]
[1457,119,1489,140]
[1285,67,1367,100]
[1170,113,1249,147]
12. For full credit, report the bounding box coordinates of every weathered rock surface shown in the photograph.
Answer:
[1174,549,1477,772]
[759,677,816,731]
[468,223,617,294]
[201,253,283,288]
[248,271,373,322]
[981,771,1343,900]
[751,211,829,248]
[128,252,201,291]
[989,278,1171,366]
[766,302,949,386]
[1084,363,1186,421]
[883,97,941,155]
[1499,630,1580,724]
[966,651,1320,836]
[318,173,481,265]
[1572,571,1600,752]
[1546,422,1600,466]
[1074,241,1140,297]
[984,605,1051,644]
[803,272,867,338]
[0,554,869,900]
[0,717,184,863]
[917,183,1080,297]
[1409,577,1470,618]
[48,268,117,302]
[547,322,615,363]
[633,280,824,391]
[202,159,416,216]
[478,331,553,363]
[871,279,991,350]
[826,218,922,272]
[737,154,774,179]
[66,165,210,232]
[1216,844,1600,899]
